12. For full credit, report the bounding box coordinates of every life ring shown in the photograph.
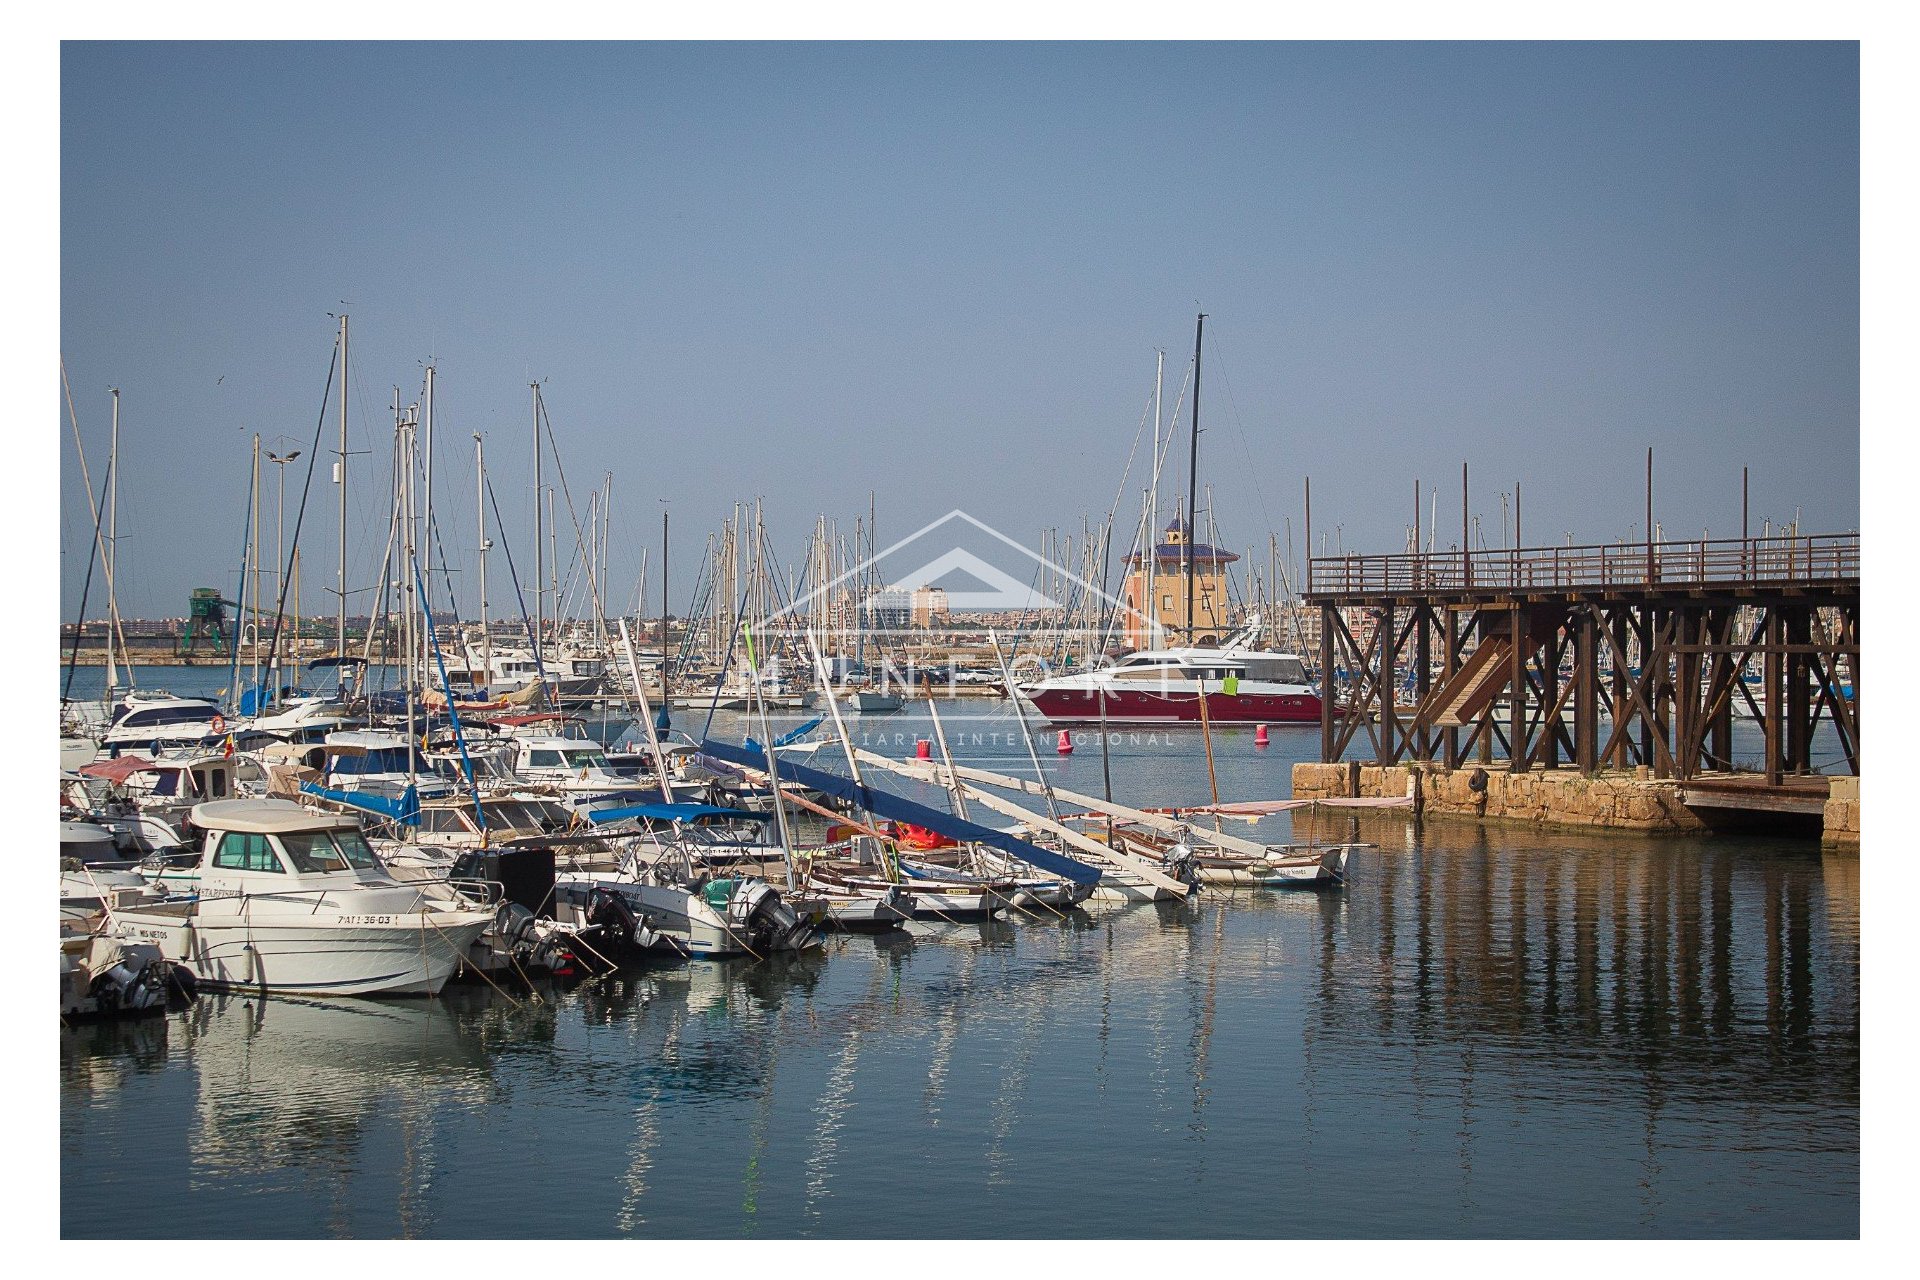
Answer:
[210,714,227,734]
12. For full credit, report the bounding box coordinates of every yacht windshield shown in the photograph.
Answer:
[279,829,382,873]
[330,746,429,775]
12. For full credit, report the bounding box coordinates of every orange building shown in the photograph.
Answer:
[1121,518,1239,649]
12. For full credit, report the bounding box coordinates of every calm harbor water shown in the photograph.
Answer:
[60,671,1859,1238]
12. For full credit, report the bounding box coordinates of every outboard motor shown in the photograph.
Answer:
[723,879,817,954]
[1164,833,1200,896]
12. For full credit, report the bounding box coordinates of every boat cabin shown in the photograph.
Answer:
[189,798,388,884]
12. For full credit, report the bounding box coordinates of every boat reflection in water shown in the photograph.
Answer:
[62,826,1856,1239]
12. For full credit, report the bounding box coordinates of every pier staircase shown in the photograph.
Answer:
[1425,634,1515,729]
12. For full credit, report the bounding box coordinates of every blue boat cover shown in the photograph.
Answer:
[696,739,1100,886]
[299,780,421,826]
[584,802,772,826]
[744,716,824,754]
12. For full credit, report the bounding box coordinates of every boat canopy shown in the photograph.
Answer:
[583,802,772,826]
[697,739,1102,886]
[78,755,160,784]
[297,782,423,826]
[190,797,362,834]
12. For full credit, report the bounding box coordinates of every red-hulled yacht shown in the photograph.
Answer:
[1016,616,1324,724]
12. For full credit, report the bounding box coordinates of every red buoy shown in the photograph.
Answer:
[1255,724,1270,747]
[916,739,932,759]
[1056,729,1074,754]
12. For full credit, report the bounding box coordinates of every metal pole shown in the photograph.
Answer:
[475,434,491,684]
[1462,462,1471,589]
[107,388,118,589]
[661,505,670,696]
[1646,446,1654,584]
[1186,313,1205,643]
[532,383,543,654]
[336,314,348,684]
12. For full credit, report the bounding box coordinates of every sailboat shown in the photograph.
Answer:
[1018,317,1324,725]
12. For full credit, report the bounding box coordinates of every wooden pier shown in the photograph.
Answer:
[1304,533,1859,798]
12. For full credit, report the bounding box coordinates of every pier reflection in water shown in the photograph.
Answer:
[61,828,1856,1239]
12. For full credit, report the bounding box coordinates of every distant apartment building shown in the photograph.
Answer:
[910,585,951,629]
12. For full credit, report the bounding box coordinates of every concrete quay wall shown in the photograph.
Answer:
[1822,776,1860,850]
[1294,762,1708,835]
[1294,762,1862,847]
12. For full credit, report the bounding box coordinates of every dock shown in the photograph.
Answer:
[1293,530,1859,846]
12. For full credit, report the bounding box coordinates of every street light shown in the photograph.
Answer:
[267,449,301,686]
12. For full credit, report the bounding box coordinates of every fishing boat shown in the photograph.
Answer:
[109,799,494,997]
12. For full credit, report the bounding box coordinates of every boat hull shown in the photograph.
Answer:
[1023,686,1322,724]
[110,907,491,997]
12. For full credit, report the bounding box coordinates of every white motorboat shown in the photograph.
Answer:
[99,693,227,756]
[552,870,819,959]
[242,693,360,744]
[802,686,905,714]
[110,799,494,997]
[1017,615,1325,725]
[316,730,456,806]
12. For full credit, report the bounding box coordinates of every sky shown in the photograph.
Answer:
[57,40,1860,622]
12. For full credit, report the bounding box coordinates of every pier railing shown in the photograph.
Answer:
[1307,533,1858,597]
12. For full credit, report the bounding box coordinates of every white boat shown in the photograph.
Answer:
[242,693,360,743]
[60,926,177,1019]
[551,871,819,959]
[1017,615,1324,725]
[110,799,494,997]
[508,733,664,808]
[98,693,227,756]
[803,686,905,714]
[316,729,456,806]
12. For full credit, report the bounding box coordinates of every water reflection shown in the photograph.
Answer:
[61,825,1857,1239]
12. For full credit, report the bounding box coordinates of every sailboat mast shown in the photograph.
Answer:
[1186,313,1205,643]
[106,389,123,693]
[531,382,543,654]
[475,433,491,684]
[107,388,118,597]
[660,504,670,697]
[1146,352,1162,646]
[251,432,262,699]
[423,362,435,626]
[337,315,349,684]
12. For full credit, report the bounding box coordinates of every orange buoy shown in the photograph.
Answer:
[916,739,932,759]
[1056,729,1074,754]
[1255,724,1270,747]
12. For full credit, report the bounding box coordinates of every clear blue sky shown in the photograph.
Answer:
[59,40,1859,621]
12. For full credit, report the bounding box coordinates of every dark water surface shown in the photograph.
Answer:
[60,679,1858,1237]
[62,833,1857,1238]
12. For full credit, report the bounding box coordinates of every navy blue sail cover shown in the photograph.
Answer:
[697,739,1101,886]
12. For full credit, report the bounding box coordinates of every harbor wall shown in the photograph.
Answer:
[1292,761,1713,835]
[1821,776,1860,850]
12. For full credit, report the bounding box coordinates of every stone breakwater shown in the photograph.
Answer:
[1292,761,1860,849]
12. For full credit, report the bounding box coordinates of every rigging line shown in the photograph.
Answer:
[61,451,115,703]
[1203,332,1284,601]
[261,337,342,691]
[59,358,134,680]
[1101,383,1159,534]
[696,589,753,742]
[484,474,549,686]
[534,390,620,638]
